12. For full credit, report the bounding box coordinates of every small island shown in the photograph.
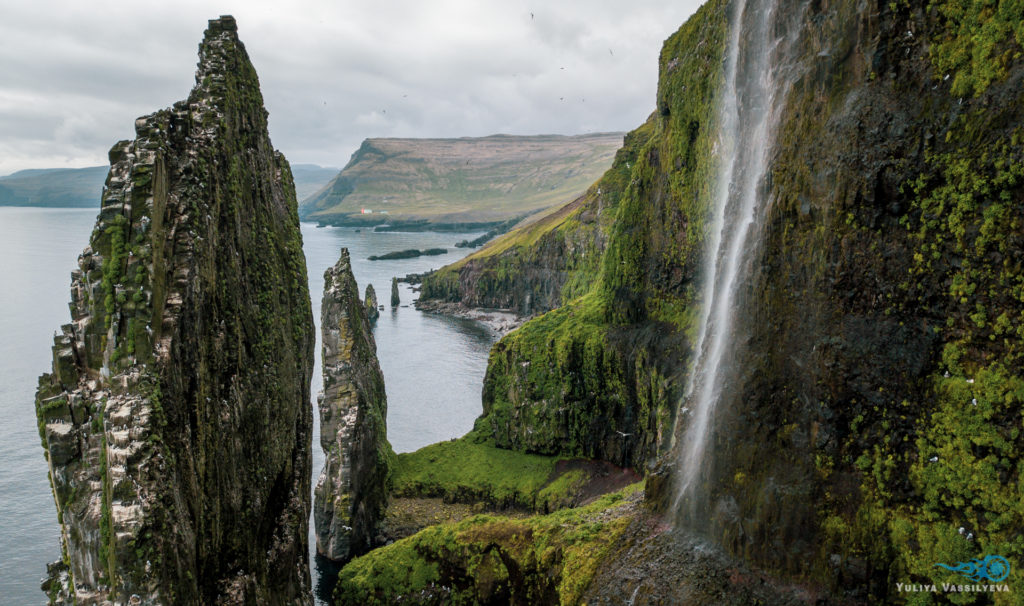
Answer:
[368,248,447,261]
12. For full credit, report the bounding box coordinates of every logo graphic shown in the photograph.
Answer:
[934,555,1011,583]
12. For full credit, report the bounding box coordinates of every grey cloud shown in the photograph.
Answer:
[0,0,704,176]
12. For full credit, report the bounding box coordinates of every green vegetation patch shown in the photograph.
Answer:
[927,0,1024,97]
[900,118,1024,369]
[829,365,1024,604]
[392,436,585,512]
[335,484,641,606]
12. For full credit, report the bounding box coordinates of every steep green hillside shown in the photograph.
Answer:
[300,133,623,229]
[418,121,655,315]
[429,0,728,472]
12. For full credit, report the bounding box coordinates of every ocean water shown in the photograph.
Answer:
[0,206,495,604]
[0,207,98,605]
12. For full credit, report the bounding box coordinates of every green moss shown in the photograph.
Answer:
[833,366,1024,603]
[928,0,1024,97]
[335,484,640,605]
[477,288,671,468]
[901,115,1024,370]
[100,214,129,330]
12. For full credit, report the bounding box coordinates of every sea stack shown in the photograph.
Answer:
[34,16,315,605]
[314,249,391,561]
[391,277,400,307]
[364,283,379,322]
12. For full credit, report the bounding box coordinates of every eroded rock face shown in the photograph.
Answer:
[364,283,379,322]
[35,15,314,605]
[314,249,391,562]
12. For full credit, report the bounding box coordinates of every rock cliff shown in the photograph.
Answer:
[34,16,315,605]
[314,249,391,562]
[383,0,1024,601]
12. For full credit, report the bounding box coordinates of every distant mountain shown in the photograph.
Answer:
[0,163,337,209]
[0,166,107,208]
[300,133,624,229]
[291,163,339,203]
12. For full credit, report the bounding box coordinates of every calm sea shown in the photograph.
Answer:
[0,207,495,604]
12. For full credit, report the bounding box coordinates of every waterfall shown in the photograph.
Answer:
[672,0,802,518]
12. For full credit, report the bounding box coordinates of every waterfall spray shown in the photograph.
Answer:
[672,0,801,518]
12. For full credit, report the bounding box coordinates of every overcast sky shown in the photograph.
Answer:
[0,0,703,175]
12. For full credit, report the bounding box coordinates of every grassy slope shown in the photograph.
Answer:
[390,435,588,512]
[335,484,641,605]
[300,134,623,224]
[416,120,656,316]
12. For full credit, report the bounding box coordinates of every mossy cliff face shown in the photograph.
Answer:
[314,249,392,562]
[416,0,1024,601]
[716,0,1024,599]
[455,0,728,473]
[632,0,1024,600]
[34,16,314,605]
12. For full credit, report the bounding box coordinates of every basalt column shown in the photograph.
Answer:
[35,16,315,605]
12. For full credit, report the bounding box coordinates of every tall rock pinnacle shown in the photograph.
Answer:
[35,16,315,605]
[314,249,391,562]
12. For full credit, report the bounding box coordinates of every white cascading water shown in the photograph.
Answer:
[672,0,799,516]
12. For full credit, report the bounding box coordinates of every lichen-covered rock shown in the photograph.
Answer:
[35,15,314,605]
[390,277,400,307]
[314,249,391,562]
[364,283,379,322]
